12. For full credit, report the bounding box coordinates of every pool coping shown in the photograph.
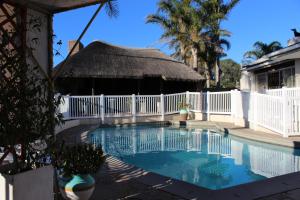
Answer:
[57,121,300,199]
[104,155,300,200]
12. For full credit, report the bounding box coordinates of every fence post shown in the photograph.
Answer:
[61,95,70,120]
[132,94,136,123]
[100,94,105,124]
[283,88,289,137]
[207,91,210,121]
[161,94,165,121]
[198,92,201,111]
[253,92,258,130]
[230,90,235,123]
[186,91,190,105]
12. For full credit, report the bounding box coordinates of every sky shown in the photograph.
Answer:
[53,0,300,66]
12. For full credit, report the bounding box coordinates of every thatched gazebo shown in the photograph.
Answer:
[54,41,205,95]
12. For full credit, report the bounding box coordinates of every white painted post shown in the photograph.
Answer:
[207,91,210,121]
[253,92,258,130]
[132,94,136,123]
[282,87,289,137]
[186,91,190,105]
[161,94,165,121]
[198,92,201,111]
[61,95,70,120]
[230,90,235,123]
[231,89,238,124]
[100,94,105,124]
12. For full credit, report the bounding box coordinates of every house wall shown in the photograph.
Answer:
[241,60,298,92]
[26,8,50,75]
[240,71,254,91]
[0,3,50,75]
[295,59,300,87]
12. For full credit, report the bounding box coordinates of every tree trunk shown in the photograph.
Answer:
[215,59,221,88]
[191,47,198,70]
[204,62,210,88]
[180,43,186,64]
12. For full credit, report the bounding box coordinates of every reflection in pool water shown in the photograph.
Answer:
[89,126,300,190]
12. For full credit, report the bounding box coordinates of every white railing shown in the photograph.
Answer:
[59,88,300,137]
[105,95,132,117]
[60,91,232,121]
[164,92,186,114]
[266,87,300,98]
[231,88,300,137]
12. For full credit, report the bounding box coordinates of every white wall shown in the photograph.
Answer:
[295,59,300,87]
[240,71,251,91]
[26,9,49,74]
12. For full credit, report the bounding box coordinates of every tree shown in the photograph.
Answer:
[147,0,239,88]
[243,41,283,63]
[0,15,62,173]
[200,0,240,88]
[220,59,241,88]
[0,0,118,173]
[146,0,198,67]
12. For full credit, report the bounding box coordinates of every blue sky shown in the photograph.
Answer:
[53,0,300,66]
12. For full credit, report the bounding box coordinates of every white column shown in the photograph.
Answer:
[207,91,210,121]
[253,92,258,130]
[198,92,201,111]
[132,94,136,123]
[282,87,289,137]
[100,94,105,124]
[161,94,165,121]
[62,95,70,119]
[186,91,190,105]
[231,90,235,123]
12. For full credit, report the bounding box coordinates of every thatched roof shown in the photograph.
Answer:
[54,41,204,82]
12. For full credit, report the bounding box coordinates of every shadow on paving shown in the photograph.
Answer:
[256,189,300,200]
[91,157,184,200]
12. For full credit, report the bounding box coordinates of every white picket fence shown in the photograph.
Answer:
[60,91,232,121]
[59,88,300,137]
[231,88,300,137]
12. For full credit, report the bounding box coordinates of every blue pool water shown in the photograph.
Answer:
[89,125,300,190]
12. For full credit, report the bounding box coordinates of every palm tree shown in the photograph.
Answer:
[146,0,195,66]
[200,0,240,88]
[147,0,239,88]
[147,0,209,73]
[243,41,283,61]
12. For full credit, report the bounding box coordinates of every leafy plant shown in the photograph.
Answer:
[0,11,62,174]
[178,102,190,110]
[53,143,105,177]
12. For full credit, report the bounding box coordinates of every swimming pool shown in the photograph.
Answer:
[89,125,300,190]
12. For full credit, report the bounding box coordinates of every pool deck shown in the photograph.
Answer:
[56,121,300,200]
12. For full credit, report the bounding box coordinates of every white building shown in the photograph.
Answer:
[240,37,300,92]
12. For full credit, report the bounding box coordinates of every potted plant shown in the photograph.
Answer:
[54,144,105,200]
[178,102,190,121]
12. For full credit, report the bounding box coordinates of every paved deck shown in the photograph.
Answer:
[56,122,300,200]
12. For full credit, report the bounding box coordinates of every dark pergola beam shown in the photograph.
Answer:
[6,0,108,13]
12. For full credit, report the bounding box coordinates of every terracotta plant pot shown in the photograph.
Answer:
[179,109,189,121]
[59,174,95,200]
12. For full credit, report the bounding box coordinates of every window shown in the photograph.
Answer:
[282,67,295,87]
[267,67,295,89]
[268,71,280,89]
[256,73,267,92]
[256,67,295,91]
